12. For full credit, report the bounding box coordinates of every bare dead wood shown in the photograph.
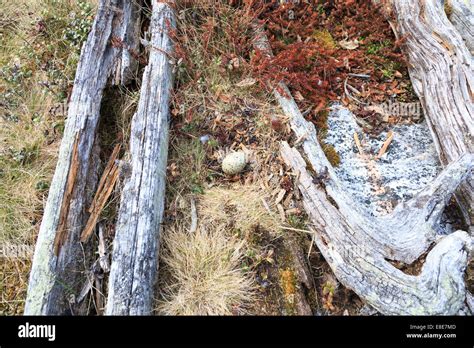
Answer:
[280,142,472,315]
[98,224,110,273]
[189,198,198,233]
[375,130,393,160]
[53,133,80,256]
[388,0,474,227]
[105,1,176,315]
[446,0,474,54]
[282,234,315,315]
[112,0,143,85]
[25,0,140,315]
[80,144,121,243]
[253,24,473,314]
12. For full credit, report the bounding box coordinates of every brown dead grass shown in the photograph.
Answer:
[0,258,31,315]
[157,223,254,315]
[157,182,283,315]
[199,184,280,235]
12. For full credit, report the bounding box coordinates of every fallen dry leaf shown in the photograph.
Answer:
[339,38,359,50]
[235,77,256,87]
[294,91,305,101]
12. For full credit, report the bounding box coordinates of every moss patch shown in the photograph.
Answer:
[313,29,337,50]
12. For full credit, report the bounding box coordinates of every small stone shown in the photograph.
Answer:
[199,134,210,144]
[222,151,247,175]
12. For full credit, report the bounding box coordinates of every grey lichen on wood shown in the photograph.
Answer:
[325,105,442,218]
[111,0,142,85]
[253,23,473,314]
[24,0,140,315]
[105,1,176,315]
[280,142,472,315]
[389,0,474,228]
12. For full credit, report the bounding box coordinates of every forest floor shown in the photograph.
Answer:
[1,0,470,315]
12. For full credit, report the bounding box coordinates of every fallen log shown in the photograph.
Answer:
[280,142,472,315]
[106,1,176,315]
[253,25,472,264]
[253,24,473,314]
[24,0,141,315]
[387,0,474,228]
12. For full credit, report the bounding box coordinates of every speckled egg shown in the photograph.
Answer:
[222,151,247,175]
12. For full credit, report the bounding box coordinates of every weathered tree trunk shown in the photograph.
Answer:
[253,24,473,314]
[387,0,474,228]
[112,0,142,85]
[446,0,474,54]
[280,142,472,315]
[106,1,175,315]
[24,0,140,315]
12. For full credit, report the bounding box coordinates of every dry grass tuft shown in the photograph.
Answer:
[0,258,31,315]
[157,182,282,315]
[199,184,280,235]
[157,224,254,315]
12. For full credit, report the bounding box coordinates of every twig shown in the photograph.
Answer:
[354,132,364,155]
[260,197,272,214]
[375,131,394,160]
[346,83,362,95]
[189,198,198,233]
[344,77,366,105]
[279,226,312,233]
[348,73,371,79]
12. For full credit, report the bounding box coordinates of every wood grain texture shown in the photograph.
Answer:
[105,1,176,315]
[25,0,138,315]
[253,24,473,314]
[111,0,142,85]
[446,0,474,54]
[389,0,474,227]
[280,142,472,315]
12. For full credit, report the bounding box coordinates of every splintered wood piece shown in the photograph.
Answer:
[80,144,121,243]
[88,144,121,214]
[53,133,80,256]
[189,198,198,233]
[375,130,393,160]
[98,224,110,273]
[353,132,364,155]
